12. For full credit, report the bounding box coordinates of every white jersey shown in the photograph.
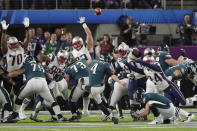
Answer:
[47,55,66,77]
[5,46,25,72]
[143,62,169,91]
[127,58,144,79]
[71,45,91,60]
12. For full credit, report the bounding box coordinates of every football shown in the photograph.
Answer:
[94,8,102,15]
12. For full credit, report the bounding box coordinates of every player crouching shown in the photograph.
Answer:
[132,88,176,124]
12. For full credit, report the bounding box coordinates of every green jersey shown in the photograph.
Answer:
[23,57,45,81]
[158,52,172,72]
[143,93,172,109]
[65,59,89,81]
[89,60,112,86]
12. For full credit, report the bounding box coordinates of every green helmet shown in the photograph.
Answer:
[99,54,112,63]
[24,55,36,63]
[157,43,169,52]
[133,88,145,103]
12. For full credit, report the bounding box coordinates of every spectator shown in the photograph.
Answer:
[120,16,138,46]
[36,27,44,40]
[92,0,105,8]
[45,0,56,9]
[120,0,133,9]
[42,33,61,55]
[60,32,73,52]
[176,14,195,45]
[100,34,114,55]
[146,0,162,9]
[27,28,42,57]
[40,31,51,48]
[103,0,119,9]
[95,38,103,59]
[55,28,62,42]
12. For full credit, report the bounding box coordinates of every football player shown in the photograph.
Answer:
[132,88,176,124]
[71,17,94,117]
[6,56,67,123]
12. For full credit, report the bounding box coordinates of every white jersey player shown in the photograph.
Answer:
[70,17,94,117]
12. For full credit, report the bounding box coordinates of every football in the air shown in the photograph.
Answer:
[94,8,102,15]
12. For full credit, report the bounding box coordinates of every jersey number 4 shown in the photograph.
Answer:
[91,63,98,74]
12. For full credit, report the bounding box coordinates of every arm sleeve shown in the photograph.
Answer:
[125,61,145,75]
[136,60,161,72]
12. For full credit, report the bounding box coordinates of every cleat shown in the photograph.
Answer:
[82,111,90,118]
[46,117,58,122]
[112,117,118,124]
[58,117,68,122]
[184,114,196,122]
[76,111,82,120]
[119,115,124,119]
[30,114,43,122]
[101,113,110,122]
[69,116,79,122]
[148,116,163,125]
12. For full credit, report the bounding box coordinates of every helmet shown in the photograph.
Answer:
[7,37,19,50]
[157,43,169,52]
[144,48,155,56]
[24,55,36,63]
[117,42,130,57]
[128,48,141,60]
[143,55,155,64]
[72,36,83,51]
[133,88,145,103]
[57,50,69,64]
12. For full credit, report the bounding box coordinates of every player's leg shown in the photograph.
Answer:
[158,103,175,124]
[56,79,69,101]
[91,85,118,124]
[0,87,12,123]
[30,95,43,122]
[80,77,90,117]
[38,78,67,122]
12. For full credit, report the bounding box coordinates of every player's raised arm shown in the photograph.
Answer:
[1,19,9,55]
[78,17,93,52]
[23,17,30,49]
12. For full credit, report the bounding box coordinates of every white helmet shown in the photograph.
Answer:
[117,42,130,57]
[143,55,155,64]
[57,50,69,64]
[72,36,83,51]
[128,48,141,60]
[144,48,155,56]
[7,36,19,50]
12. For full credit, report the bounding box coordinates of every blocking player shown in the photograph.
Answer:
[71,16,94,116]
[6,56,67,123]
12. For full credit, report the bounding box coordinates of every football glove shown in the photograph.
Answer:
[23,17,30,28]
[1,20,9,31]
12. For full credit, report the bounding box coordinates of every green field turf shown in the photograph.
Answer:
[0,112,197,131]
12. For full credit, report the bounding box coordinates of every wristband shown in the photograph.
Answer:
[82,23,87,28]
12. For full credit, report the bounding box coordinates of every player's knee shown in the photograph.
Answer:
[83,91,90,97]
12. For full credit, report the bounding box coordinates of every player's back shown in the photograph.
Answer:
[144,93,172,109]
[5,46,25,72]
[65,58,89,81]
[158,52,171,72]
[89,60,110,86]
[23,56,45,81]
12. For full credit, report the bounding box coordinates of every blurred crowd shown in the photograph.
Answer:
[0,0,162,9]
